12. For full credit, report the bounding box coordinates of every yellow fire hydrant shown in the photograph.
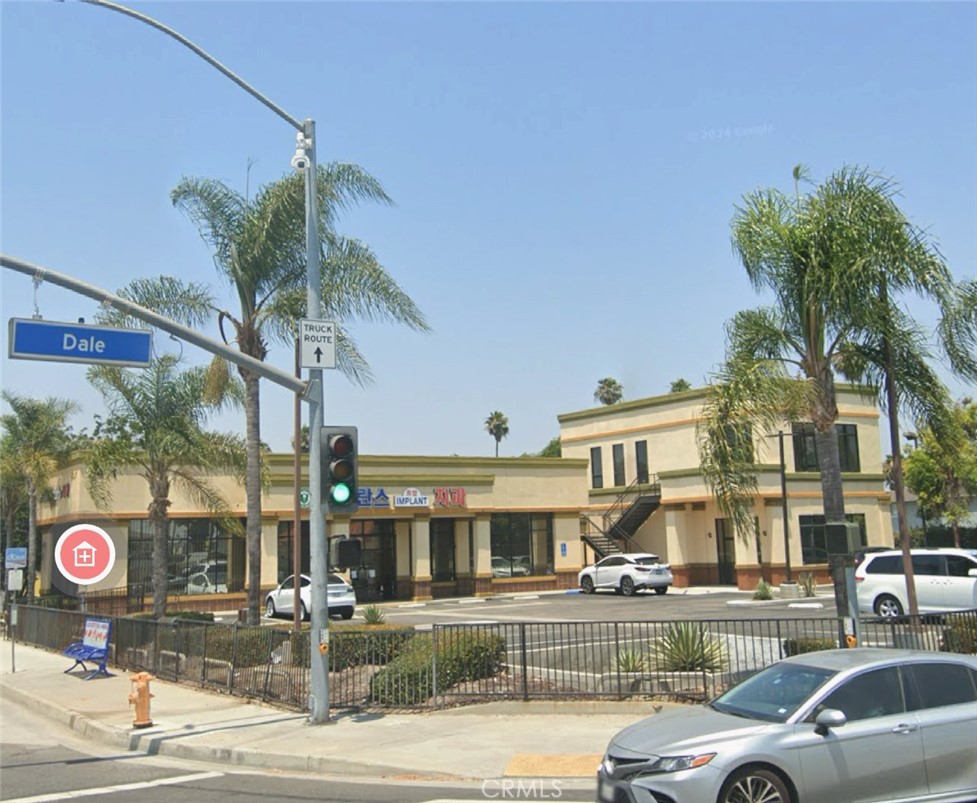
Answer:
[128,671,155,729]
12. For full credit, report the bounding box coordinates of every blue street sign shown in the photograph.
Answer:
[8,318,152,367]
[5,547,27,568]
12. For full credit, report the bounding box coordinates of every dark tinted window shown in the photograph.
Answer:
[818,667,905,721]
[906,663,977,709]
[600,556,625,567]
[866,555,902,574]
[612,443,625,486]
[946,555,977,578]
[912,555,945,576]
[590,446,603,489]
[635,440,649,484]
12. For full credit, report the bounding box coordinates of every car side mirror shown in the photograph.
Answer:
[814,708,847,736]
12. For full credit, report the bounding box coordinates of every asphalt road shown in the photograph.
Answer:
[1,694,596,803]
[367,588,840,627]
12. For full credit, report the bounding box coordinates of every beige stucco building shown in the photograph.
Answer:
[36,384,894,605]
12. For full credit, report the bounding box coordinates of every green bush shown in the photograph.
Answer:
[798,572,818,598]
[369,630,506,706]
[651,622,726,672]
[782,637,836,656]
[166,610,215,622]
[361,605,386,625]
[615,647,647,673]
[288,624,415,670]
[752,579,773,601]
[941,615,977,655]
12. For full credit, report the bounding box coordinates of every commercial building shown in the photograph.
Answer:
[36,384,894,604]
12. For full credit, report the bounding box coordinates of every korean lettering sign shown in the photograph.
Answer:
[355,487,467,509]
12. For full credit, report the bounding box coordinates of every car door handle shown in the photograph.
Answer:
[891,723,919,735]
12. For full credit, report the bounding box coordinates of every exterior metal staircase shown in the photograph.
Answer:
[582,477,662,560]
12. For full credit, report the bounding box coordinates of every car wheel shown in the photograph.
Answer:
[265,598,276,619]
[340,608,354,620]
[720,766,792,803]
[874,594,904,618]
[299,601,308,621]
[654,586,668,596]
[620,576,636,597]
[581,576,595,594]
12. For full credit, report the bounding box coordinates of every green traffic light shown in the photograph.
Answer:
[331,483,352,504]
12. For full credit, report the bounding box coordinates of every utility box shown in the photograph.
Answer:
[825,522,861,556]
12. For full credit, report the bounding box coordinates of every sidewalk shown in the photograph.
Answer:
[0,638,676,781]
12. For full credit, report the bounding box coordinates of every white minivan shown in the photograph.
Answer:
[855,547,977,617]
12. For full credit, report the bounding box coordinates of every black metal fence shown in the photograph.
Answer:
[10,605,976,712]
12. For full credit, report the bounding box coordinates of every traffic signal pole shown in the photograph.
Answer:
[303,120,332,724]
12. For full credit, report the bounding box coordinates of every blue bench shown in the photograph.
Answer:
[63,618,113,680]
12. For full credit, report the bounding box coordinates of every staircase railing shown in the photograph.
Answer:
[602,475,661,538]
[586,514,642,556]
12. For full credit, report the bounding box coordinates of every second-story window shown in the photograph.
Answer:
[590,446,603,489]
[635,440,649,483]
[792,423,860,472]
[612,443,625,487]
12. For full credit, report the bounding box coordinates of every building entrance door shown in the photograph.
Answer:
[715,518,736,585]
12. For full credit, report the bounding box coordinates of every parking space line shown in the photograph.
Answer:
[3,771,224,803]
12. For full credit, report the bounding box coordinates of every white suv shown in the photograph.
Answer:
[855,548,977,617]
[578,553,673,596]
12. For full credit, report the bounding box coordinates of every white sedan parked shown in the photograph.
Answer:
[265,573,356,620]
[578,553,672,596]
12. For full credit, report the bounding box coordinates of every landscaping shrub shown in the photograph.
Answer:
[615,647,647,673]
[369,630,506,706]
[782,637,836,656]
[941,614,977,655]
[798,572,818,598]
[361,604,386,625]
[651,622,726,672]
[752,579,773,601]
[281,623,415,669]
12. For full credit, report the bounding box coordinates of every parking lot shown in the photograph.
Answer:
[359,587,840,627]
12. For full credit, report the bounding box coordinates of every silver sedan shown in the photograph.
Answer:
[598,648,977,803]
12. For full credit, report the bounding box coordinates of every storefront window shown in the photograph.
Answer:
[490,513,553,577]
[430,519,455,581]
[798,514,867,564]
[127,517,243,594]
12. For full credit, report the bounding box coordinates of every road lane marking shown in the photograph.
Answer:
[3,771,224,803]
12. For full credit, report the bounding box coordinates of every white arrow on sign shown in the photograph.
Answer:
[299,319,337,370]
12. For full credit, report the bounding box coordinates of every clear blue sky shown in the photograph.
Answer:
[2,1,975,459]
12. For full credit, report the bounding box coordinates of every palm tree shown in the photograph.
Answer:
[1,434,29,588]
[669,378,692,393]
[699,165,975,614]
[86,355,247,618]
[0,393,79,598]
[107,163,429,623]
[594,378,623,406]
[485,411,510,457]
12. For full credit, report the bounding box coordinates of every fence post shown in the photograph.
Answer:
[699,621,708,700]
[152,619,160,676]
[776,620,783,659]
[520,623,529,702]
[613,622,622,700]
[432,624,439,709]
[228,623,239,693]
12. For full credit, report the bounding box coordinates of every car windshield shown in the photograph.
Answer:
[327,573,347,585]
[633,556,661,565]
[709,663,837,723]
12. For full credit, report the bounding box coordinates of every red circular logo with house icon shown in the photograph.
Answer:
[54,524,117,585]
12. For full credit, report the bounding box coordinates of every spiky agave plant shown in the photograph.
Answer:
[651,622,727,672]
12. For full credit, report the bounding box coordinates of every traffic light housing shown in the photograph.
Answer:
[321,426,358,513]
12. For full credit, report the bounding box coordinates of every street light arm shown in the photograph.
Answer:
[79,0,304,133]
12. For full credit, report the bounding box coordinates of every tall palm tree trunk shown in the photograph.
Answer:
[244,371,263,625]
[26,484,38,599]
[149,477,171,618]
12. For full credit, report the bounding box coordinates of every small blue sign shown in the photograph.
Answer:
[8,318,152,367]
[560,543,567,557]
[5,547,27,568]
